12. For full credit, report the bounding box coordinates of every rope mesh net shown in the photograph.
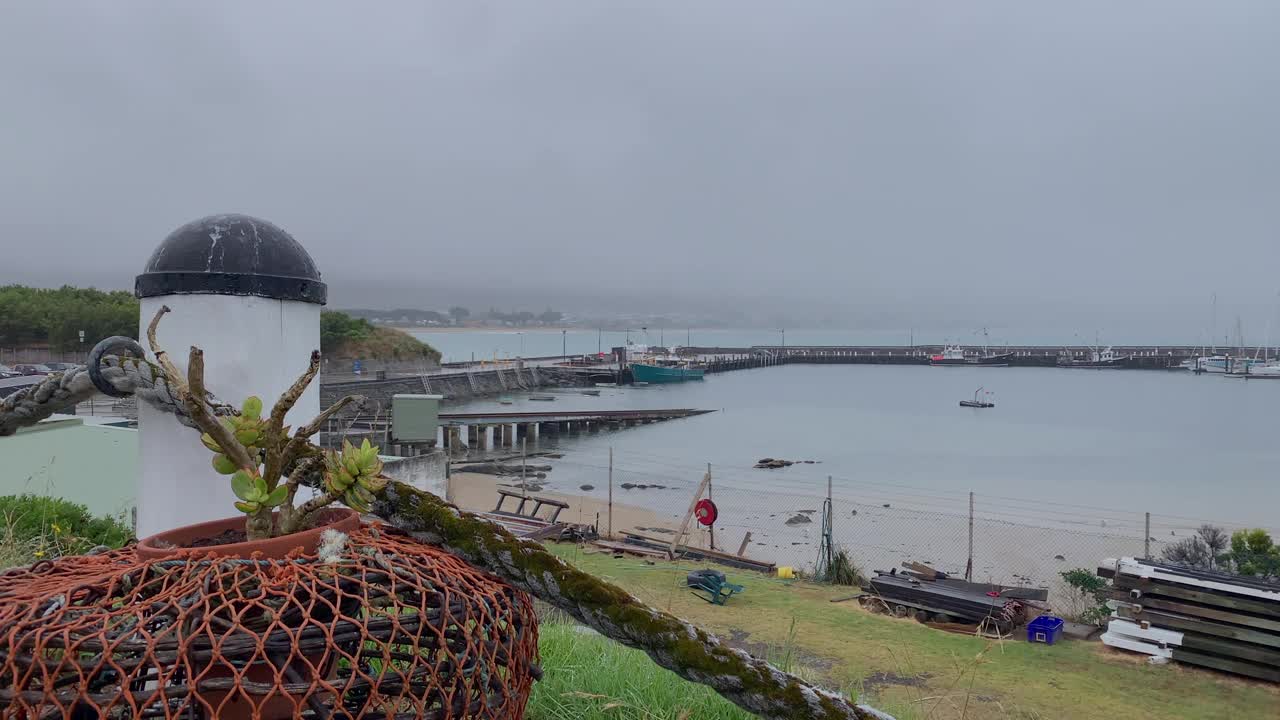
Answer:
[0,524,538,719]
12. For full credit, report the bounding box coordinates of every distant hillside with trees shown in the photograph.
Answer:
[320,311,441,362]
[339,305,565,328]
[0,286,440,364]
[0,285,138,351]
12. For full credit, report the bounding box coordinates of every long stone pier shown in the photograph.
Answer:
[690,345,1234,371]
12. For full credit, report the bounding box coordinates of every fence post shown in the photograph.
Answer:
[1144,512,1151,559]
[707,462,715,551]
[965,491,975,581]
[445,457,454,505]
[607,447,614,539]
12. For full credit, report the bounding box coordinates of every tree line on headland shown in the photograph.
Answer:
[343,305,563,327]
[0,285,438,362]
[0,285,137,351]
[320,311,440,363]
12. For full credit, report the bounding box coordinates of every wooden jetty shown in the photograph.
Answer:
[1099,557,1280,681]
[329,408,714,454]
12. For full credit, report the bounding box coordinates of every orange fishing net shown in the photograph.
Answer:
[0,524,538,719]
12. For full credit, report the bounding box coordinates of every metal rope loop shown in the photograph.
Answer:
[88,336,147,397]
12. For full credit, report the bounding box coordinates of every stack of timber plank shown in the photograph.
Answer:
[1098,557,1280,682]
[864,572,1026,627]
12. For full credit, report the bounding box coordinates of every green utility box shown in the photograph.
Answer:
[392,394,443,443]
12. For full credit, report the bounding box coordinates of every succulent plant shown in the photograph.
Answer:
[188,351,378,537]
[201,396,280,475]
[324,439,386,512]
[230,469,288,514]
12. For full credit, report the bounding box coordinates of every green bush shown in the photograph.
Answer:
[1059,568,1110,625]
[321,310,441,362]
[824,548,865,586]
[0,494,132,564]
[0,285,138,350]
[1230,529,1280,579]
[320,310,375,349]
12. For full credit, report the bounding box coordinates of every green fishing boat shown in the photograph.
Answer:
[629,362,705,383]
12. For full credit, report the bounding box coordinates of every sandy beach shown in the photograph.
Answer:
[392,326,580,334]
[449,470,694,541]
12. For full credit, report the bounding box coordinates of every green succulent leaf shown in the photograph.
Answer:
[344,489,370,513]
[231,471,254,501]
[211,454,238,475]
[235,428,261,446]
[200,433,222,453]
[253,476,268,498]
[343,455,361,477]
[234,500,260,514]
[263,485,289,508]
[241,396,263,420]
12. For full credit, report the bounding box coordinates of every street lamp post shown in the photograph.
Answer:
[779,328,786,347]
[517,332,525,357]
[562,329,567,357]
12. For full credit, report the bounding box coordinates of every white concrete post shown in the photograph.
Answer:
[134,214,327,537]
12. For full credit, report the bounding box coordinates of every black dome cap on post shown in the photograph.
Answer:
[135,214,327,304]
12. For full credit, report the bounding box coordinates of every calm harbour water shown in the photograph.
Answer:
[446,362,1280,531]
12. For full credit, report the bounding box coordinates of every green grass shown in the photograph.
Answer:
[539,544,1279,720]
[530,622,756,720]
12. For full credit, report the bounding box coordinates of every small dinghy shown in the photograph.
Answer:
[959,386,995,408]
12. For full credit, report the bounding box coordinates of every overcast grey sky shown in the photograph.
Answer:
[2,1,1278,335]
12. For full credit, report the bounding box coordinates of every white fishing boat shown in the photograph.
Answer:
[1205,356,1266,375]
[1057,345,1130,369]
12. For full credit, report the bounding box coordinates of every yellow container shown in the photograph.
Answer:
[777,566,795,579]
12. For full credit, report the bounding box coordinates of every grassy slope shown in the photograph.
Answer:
[533,544,1278,720]
[532,622,756,720]
[326,325,441,362]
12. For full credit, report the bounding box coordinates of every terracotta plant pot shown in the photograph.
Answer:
[135,507,362,719]
[136,507,360,561]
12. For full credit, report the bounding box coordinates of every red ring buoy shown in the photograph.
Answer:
[694,499,718,526]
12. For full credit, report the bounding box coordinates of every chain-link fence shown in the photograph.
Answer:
[0,347,91,366]
[489,446,1277,607]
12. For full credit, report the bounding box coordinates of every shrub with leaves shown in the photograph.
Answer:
[1230,529,1280,579]
[1060,568,1110,625]
[0,494,132,565]
[823,548,865,586]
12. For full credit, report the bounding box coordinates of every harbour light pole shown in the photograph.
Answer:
[562,329,567,357]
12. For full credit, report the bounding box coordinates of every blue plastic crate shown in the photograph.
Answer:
[1026,615,1064,644]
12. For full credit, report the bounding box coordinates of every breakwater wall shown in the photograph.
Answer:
[320,365,589,410]
[690,345,1226,370]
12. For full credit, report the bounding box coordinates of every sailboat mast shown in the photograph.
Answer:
[1211,292,1218,353]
